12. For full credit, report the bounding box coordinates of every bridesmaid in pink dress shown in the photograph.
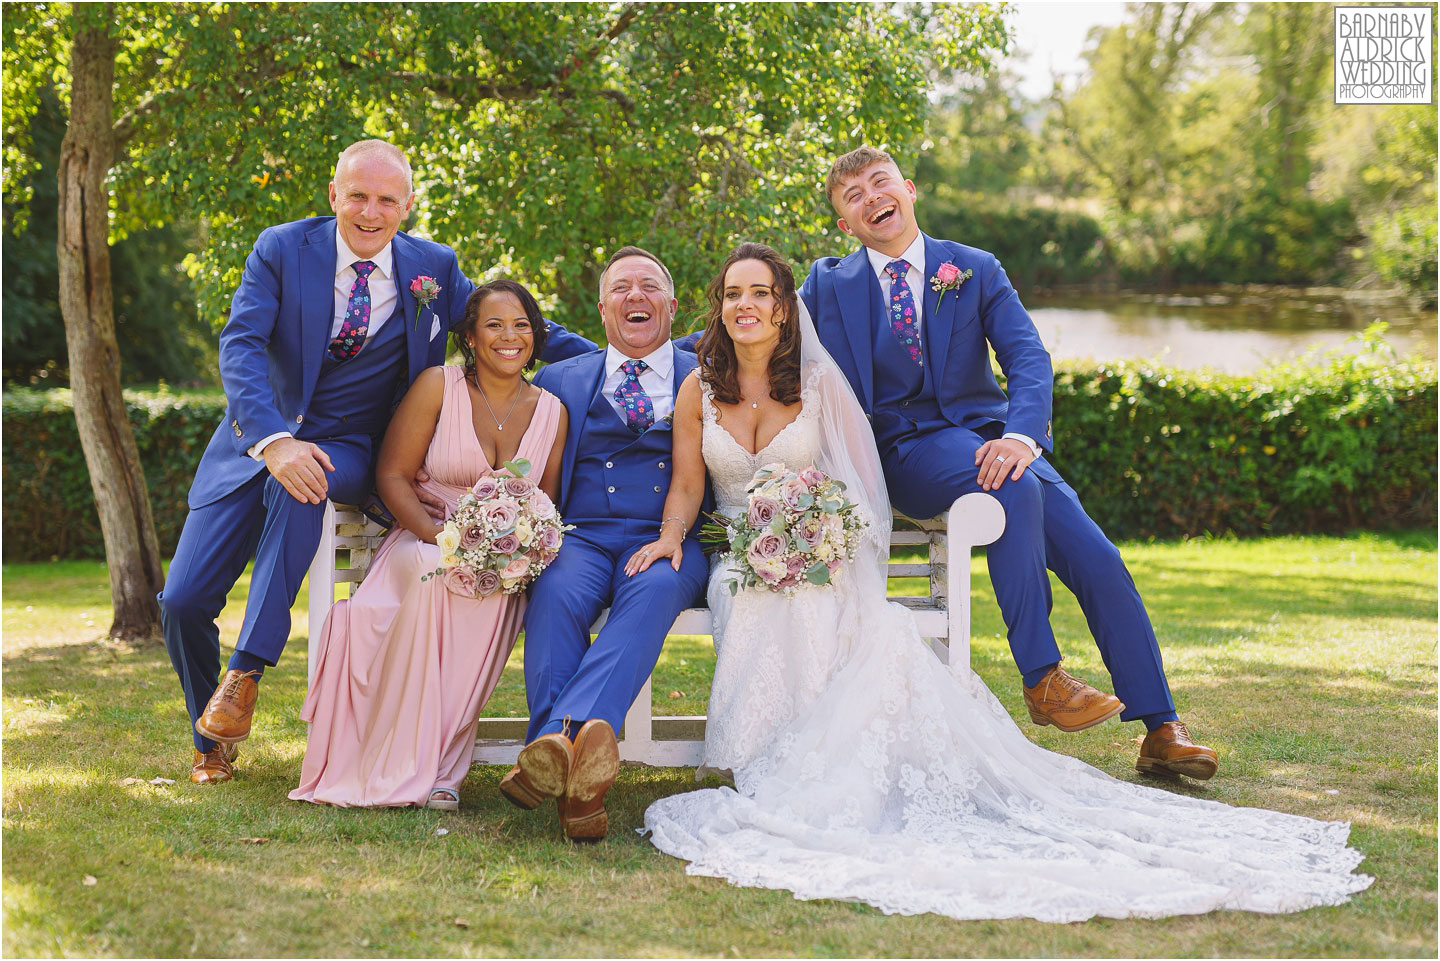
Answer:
[292,280,568,810]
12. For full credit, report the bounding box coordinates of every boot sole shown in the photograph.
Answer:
[499,767,546,810]
[1137,755,1219,780]
[1027,701,1125,733]
[516,737,572,799]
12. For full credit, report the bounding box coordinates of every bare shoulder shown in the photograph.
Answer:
[675,370,703,415]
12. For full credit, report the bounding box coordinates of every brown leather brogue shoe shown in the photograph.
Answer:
[1137,721,1219,780]
[500,732,573,809]
[560,719,619,842]
[1023,666,1125,732]
[190,742,238,784]
[195,669,261,744]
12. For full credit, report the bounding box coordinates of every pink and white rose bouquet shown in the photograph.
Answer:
[426,458,572,597]
[702,462,866,596]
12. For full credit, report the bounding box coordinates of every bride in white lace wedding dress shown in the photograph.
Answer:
[627,245,1372,923]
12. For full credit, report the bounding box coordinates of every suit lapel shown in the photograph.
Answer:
[922,234,955,377]
[833,248,876,410]
[299,222,337,396]
[390,234,428,385]
[558,351,607,506]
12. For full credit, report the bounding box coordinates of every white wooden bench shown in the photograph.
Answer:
[306,493,1005,767]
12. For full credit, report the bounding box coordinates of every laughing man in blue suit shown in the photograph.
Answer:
[800,147,1219,781]
[160,139,594,785]
[500,247,708,841]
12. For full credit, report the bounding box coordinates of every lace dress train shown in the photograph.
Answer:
[643,370,1372,923]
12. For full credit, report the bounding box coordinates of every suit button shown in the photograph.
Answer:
[296,414,304,424]
[340,415,348,423]
[605,461,614,468]
[902,401,910,407]
[232,423,242,437]
[607,486,616,493]
[658,461,665,469]
[653,486,661,493]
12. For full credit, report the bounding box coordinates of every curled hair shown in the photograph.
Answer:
[455,279,549,372]
[696,243,801,407]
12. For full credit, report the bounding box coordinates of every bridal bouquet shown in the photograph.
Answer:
[426,459,572,597]
[701,462,866,596]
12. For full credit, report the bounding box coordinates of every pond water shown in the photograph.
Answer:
[1024,288,1436,373]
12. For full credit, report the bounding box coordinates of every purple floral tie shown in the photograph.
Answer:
[614,359,655,434]
[329,260,377,360]
[885,259,922,366]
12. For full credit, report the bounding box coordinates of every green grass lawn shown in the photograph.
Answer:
[3,533,1436,957]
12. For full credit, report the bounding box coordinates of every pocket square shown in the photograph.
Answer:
[429,313,441,341]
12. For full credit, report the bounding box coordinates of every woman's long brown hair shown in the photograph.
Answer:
[696,243,802,406]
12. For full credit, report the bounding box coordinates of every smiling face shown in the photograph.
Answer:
[468,291,535,378]
[328,150,415,260]
[598,255,677,358]
[720,258,785,352]
[830,160,919,258]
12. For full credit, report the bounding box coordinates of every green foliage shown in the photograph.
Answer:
[4,3,1012,344]
[1046,328,1437,539]
[7,332,1435,560]
[0,86,212,386]
[2,388,224,560]
[916,193,1107,292]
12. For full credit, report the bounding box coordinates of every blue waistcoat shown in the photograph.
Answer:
[564,389,675,523]
[301,307,408,445]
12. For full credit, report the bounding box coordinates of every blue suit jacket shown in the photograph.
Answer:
[799,234,1054,452]
[189,217,595,508]
[532,344,700,514]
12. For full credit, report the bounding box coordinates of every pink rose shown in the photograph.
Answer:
[785,554,807,575]
[459,523,486,550]
[504,476,534,498]
[483,499,519,531]
[797,465,826,488]
[778,478,811,511]
[472,476,500,500]
[443,566,478,597]
[796,514,825,550]
[475,569,502,596]
[528,489,557,520]
[756,563,784,585]
[934,262,961,285]
[501,554,531,580]
[747,495,781,529]
[746,532,787,567]
[538,525,564,552]
[492,532,521,556]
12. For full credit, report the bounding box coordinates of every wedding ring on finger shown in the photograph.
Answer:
[996,455,1007,464]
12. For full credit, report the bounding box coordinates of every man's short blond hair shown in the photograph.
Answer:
[334,139,413,194]
[824,146,898,206]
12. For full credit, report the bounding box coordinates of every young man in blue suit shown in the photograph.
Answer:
[160,140,594,785]
[501,247,708,840]
[800,147,1218,781]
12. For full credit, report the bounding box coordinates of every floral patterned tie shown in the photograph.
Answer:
[329,260,377,360]
[614,359,655,434]
[885,259,922,366]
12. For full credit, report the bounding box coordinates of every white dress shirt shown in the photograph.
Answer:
[249,234,399,458]
[601,343,676,425]
[863,235,1039,457]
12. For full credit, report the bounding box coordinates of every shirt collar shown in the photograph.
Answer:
[335,231,394,280]
[606,342,674,380]
[865,232,926,282]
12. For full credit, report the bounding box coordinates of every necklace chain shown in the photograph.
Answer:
[470,372,523,431]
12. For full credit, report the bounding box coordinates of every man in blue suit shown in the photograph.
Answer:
[800,147,1218,781]
[500,247,708,840]
[160,139,594,785]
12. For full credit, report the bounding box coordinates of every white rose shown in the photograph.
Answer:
[514,516,534,547]
[436,527,461,563]
[813,541,835,562]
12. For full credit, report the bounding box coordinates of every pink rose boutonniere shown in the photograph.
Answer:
[410,275,441,329]
[929,262,973,307]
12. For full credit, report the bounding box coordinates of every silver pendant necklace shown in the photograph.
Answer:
[471,373,523,431]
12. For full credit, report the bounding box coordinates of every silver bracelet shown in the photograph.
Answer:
[661,516,687,537]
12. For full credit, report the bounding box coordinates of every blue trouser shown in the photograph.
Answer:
[521,518,708,743]
[883,424,1175,721]
[159,439,371,752]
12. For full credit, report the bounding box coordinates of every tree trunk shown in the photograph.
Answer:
[56,4,165,643]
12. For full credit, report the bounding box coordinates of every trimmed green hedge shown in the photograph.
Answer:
[4,347,1435,560]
